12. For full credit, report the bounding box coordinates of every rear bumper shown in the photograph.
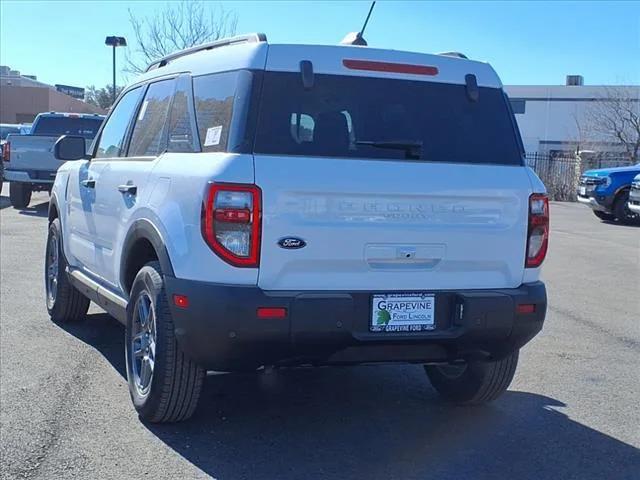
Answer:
[3,169,55,184]
[164,277,547,371]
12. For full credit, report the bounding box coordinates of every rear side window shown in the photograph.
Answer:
[95,87,142,159]
[254,72,523,165]
[128,79,174,157]
[167,75,198,153]
[192,72,237,152]
[34,116,103,139]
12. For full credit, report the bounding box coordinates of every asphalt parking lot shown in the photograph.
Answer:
[1,187,638,480]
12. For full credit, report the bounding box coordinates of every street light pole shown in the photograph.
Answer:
[112,45,116,103]
[105,36,127,106]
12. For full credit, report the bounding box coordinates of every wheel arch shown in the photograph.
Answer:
[120,219,175,296]
[48,194,60,223]
[46,194,76,269]
[613,185,630,202]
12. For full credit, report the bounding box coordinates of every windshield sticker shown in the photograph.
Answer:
[204,126,222,146]
[137,100,149,121]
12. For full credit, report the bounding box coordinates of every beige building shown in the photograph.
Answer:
[504,76,639,156]
[0,66,105,124]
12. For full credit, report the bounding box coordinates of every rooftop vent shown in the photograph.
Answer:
[566,75,584,86]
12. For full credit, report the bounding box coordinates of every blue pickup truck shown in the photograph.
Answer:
[577,164,640,225]
[629,174,640,216]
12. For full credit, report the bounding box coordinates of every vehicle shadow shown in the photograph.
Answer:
[62,313,640,480]
[600,219,640,228]
[17,201,49,218]
[57,312,127,377]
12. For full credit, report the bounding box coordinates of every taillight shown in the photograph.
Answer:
[202,183,261,267]
[526,193,549,268]
[2,142,10,162]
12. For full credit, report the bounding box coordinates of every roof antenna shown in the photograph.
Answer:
[341,1,376,46]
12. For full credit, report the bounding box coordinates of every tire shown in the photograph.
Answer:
[593,210,615,221]
[613,190,640,225]
[125,261,205,423]
[45,219,90,323]
[425,350,519,405]
[9,182,31,209]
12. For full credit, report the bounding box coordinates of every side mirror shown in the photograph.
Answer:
[54,135,87,161]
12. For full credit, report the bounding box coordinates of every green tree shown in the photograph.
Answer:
[85,85,124,110]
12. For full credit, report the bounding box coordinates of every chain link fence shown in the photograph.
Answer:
[525,152,634,201]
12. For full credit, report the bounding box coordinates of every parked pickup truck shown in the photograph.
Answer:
[628,174,640,215]
[576,164,640,225]
[3,112,103,208]
[1,124,30,190]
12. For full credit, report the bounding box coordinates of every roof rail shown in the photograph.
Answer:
[145,33,268,72]
[437,51,469,60]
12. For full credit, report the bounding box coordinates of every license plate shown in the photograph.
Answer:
[579,186,586,196]
[370,293,435,332]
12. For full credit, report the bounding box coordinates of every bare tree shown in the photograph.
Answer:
[581,86,640,163]
[125,1,238,74]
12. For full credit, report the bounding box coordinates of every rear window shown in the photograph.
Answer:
[254,72,523,165]
[33,116,103,139]
[0,126,21,140]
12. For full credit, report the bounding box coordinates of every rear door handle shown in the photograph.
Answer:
[81,179,95,188]
[118,184,137,195]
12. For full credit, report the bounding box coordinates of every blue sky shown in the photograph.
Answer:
[1,0,638,89]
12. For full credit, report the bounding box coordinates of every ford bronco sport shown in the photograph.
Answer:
[46,34,548,423]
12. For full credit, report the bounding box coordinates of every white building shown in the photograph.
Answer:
[504,76,639,157]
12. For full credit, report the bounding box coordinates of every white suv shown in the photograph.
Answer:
[47,34,549,423]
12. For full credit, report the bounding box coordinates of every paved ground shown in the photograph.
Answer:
[1,186,639,480]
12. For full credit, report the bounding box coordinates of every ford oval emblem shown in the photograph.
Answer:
[278,237,306,249]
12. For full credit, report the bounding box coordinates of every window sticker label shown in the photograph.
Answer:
[137,100,149,121]
[204,126,222,146]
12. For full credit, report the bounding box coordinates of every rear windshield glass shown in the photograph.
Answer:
[254,72,522,165]
[0,126,21,140]
[34,117,103,139]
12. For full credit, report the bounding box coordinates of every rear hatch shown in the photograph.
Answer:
[252,48,532,291]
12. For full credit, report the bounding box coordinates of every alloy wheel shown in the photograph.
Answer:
[46,233,59,309]
[130,291,157,396]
